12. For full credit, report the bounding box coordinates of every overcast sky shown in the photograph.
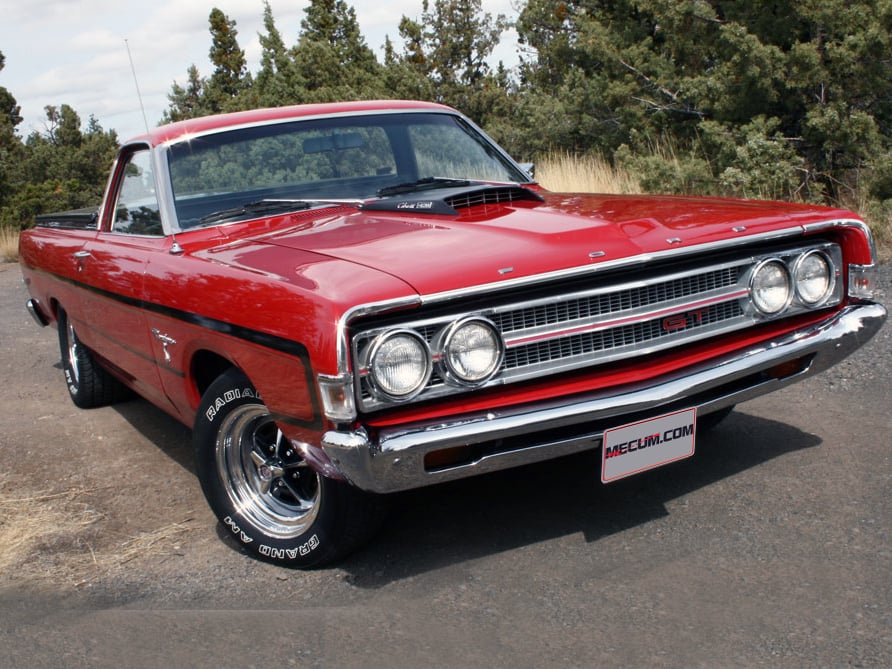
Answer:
[0,0,521,141]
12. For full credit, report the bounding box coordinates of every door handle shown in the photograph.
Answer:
[73,251,92,259]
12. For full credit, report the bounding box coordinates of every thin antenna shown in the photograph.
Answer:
[124,39,183,255]
[125,38,151,136]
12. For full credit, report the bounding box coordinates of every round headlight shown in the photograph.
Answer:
[794,251,834,306]
[367,330,431,400]
[751,259,792,315]
[441,318,504,385]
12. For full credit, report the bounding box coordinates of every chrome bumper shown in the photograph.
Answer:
[322,303,886,494]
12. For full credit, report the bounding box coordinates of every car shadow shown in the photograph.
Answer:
[337,410,822,587]
[106,398,822,582]
[112,399,194,474]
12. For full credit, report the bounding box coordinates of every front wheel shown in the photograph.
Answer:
[193,369,385,567]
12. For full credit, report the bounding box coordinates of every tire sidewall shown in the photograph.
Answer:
[193,369,342,568]
[58,311,78,396]
[58,310,90,406]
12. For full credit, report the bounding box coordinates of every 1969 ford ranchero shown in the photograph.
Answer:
[19,100,887,566]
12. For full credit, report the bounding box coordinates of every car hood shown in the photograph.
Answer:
[256,192,853,296]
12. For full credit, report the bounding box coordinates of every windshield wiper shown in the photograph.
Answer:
[376,177,472,198]
[197,199,314,226]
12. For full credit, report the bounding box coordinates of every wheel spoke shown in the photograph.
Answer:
[249,449,267,469]
[213,398,322,538]
[280,476,315,511]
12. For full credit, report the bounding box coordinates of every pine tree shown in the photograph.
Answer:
[395,0,510,124]
[255,0,305,105]
[514,0,892,201]
[293,0,385,102]
[205,8,252,111]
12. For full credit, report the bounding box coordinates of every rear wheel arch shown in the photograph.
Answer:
[56,306,130,408]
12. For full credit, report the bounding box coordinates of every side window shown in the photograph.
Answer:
[111,149,163,235]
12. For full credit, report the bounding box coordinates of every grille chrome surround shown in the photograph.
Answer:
[351,242,844,412]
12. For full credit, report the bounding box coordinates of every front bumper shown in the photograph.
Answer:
[322,302,886,494]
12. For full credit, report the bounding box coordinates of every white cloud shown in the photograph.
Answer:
[0,0,521,141]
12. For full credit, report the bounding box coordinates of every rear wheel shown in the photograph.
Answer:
[193,368,385,567]
[57,308,129,408]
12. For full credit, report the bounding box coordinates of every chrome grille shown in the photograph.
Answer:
[491,266,740,333]
[352,242,844,412]
[504,300,744,371]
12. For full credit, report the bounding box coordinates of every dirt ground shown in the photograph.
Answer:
[1,259,890,668]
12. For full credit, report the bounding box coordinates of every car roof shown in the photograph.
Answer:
[130,100,456,147]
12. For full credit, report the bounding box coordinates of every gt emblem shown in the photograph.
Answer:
[663,309,706,332]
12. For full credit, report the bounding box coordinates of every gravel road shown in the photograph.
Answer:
[0,260,889,668]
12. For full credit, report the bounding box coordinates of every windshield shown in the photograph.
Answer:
[166,112,528,229]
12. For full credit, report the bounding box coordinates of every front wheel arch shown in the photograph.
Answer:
[193,368,386,567]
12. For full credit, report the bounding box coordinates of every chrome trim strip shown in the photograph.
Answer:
[322,302,887,493]
[420,228,803,307]
[802,219,877,262]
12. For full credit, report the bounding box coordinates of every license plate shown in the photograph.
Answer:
[601,408,697,483]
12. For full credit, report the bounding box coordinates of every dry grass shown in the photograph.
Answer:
[858,197,892,262]
[0,482,102,576]
[0,227,19,263]
[0,476,195,585]
[536,152,642,195]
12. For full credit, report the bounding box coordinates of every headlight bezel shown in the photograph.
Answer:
[364,329,432,402]
[793,249,835,307]
[437,317,505,387]
[750,258,793,315]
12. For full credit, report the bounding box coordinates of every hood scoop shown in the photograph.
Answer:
[362,184,544,216]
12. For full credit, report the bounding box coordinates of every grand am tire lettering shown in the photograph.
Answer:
[223,516,254,544]
[194,369,386,567]
[259,535,318,560]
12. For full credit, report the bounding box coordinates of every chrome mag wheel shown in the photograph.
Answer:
[214,403,321,538]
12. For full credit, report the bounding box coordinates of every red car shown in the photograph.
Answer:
[19,100,886,566]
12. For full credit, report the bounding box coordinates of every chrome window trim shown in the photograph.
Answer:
[158,108,529,232]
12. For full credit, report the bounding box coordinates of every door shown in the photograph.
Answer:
[75,146,172,411]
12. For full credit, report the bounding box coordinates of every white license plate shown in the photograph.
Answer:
[601,408,697,483]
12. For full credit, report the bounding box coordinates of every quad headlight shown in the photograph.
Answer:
[750,259,792,315]
[366,330,431,400]
[440,318,504,385]
[793,250,834,306]
[360,317,505,403]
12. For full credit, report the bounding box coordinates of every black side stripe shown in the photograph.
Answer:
[38,268,323,430]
